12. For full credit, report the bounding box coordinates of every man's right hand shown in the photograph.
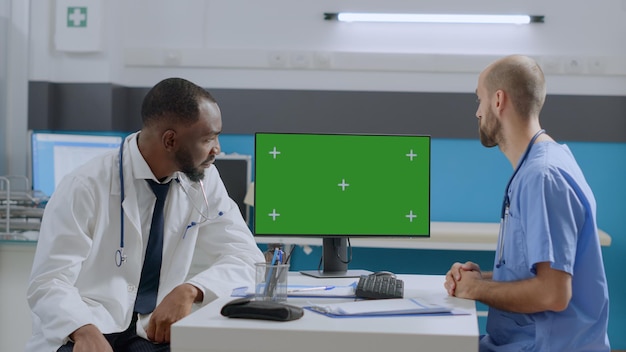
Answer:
[69,324,113,352]
[444,261,482,296]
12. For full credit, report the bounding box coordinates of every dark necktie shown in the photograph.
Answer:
[134,179,170,314]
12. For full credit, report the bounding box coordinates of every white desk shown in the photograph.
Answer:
[171,273,478,352]
[255,221,612,250]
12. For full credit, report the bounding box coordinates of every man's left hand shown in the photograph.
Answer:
[146,283,201,343]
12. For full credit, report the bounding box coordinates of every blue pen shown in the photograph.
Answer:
[263,249,282,296]
[288,286,335,293]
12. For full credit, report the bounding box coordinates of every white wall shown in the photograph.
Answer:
[0,1,8,176]
[1,0,28,177]
[27,0,626,95]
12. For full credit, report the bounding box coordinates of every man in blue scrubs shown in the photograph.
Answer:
[444,55,610,351]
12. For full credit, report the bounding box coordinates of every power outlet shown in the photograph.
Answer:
[290,52,311,68]
[163,50,182,66]
[541,57,562,74]
[268,51,287,68]
[587,57,606,74]
[563,57,585,74]
[313,52,332,69]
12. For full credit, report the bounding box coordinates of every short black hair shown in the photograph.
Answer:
[141,77,217,127]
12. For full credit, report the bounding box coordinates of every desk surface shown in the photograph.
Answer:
[255,221,612,250]
[171,273,478,352]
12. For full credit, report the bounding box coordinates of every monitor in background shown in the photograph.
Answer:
[254,132,430,278]
[30,130,252,224]
[213,154,252,224]
[29,130,125,197]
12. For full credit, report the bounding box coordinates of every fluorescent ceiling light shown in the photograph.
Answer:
[324,13,545,24]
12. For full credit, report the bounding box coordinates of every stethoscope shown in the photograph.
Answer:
[115,138,221,267]
[496,129,545,268]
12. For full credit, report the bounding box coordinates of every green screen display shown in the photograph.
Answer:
[254,133,430,237]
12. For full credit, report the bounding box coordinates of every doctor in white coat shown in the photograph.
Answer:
[26,78,265,352]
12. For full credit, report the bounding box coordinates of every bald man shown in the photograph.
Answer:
[444,55,610,351]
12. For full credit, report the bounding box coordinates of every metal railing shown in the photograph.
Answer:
[0,175,47,241]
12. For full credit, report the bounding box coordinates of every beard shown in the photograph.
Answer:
[478,108,502,148]
[175,147,206,183]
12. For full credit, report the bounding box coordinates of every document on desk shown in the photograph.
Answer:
[305,298,453,317]
[231,283,357,298]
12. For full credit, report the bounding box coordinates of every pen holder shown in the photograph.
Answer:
[255,262,289,302]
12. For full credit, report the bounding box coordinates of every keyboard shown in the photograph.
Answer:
[355,274,404,299]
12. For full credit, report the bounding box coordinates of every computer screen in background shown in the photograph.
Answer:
[30,130,126,197]
[254,132,431,278]
[30,130,252,224]
[213,154,252,225]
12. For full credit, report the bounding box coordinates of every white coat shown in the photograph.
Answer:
[25,133,264,352]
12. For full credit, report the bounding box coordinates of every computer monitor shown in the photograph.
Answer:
[29,130,126,197]
[213,154,252,225]
[254,132,430,278]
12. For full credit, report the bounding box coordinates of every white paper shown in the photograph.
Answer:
[308,298,451,316]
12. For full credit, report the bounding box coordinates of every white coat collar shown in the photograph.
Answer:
[130,132,175,184]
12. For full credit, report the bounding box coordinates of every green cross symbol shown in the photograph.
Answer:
[67,7,87,28]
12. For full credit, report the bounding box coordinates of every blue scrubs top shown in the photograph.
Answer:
[481,142,610,352]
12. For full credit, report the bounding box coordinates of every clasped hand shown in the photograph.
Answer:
[444,261,483,299]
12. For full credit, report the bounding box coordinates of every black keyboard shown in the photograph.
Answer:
[355,274,404,299]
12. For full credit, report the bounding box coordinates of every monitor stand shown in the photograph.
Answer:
[299,237,372,278]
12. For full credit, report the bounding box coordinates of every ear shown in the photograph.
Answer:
[494,89,506,114]
[162,129,177,152]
